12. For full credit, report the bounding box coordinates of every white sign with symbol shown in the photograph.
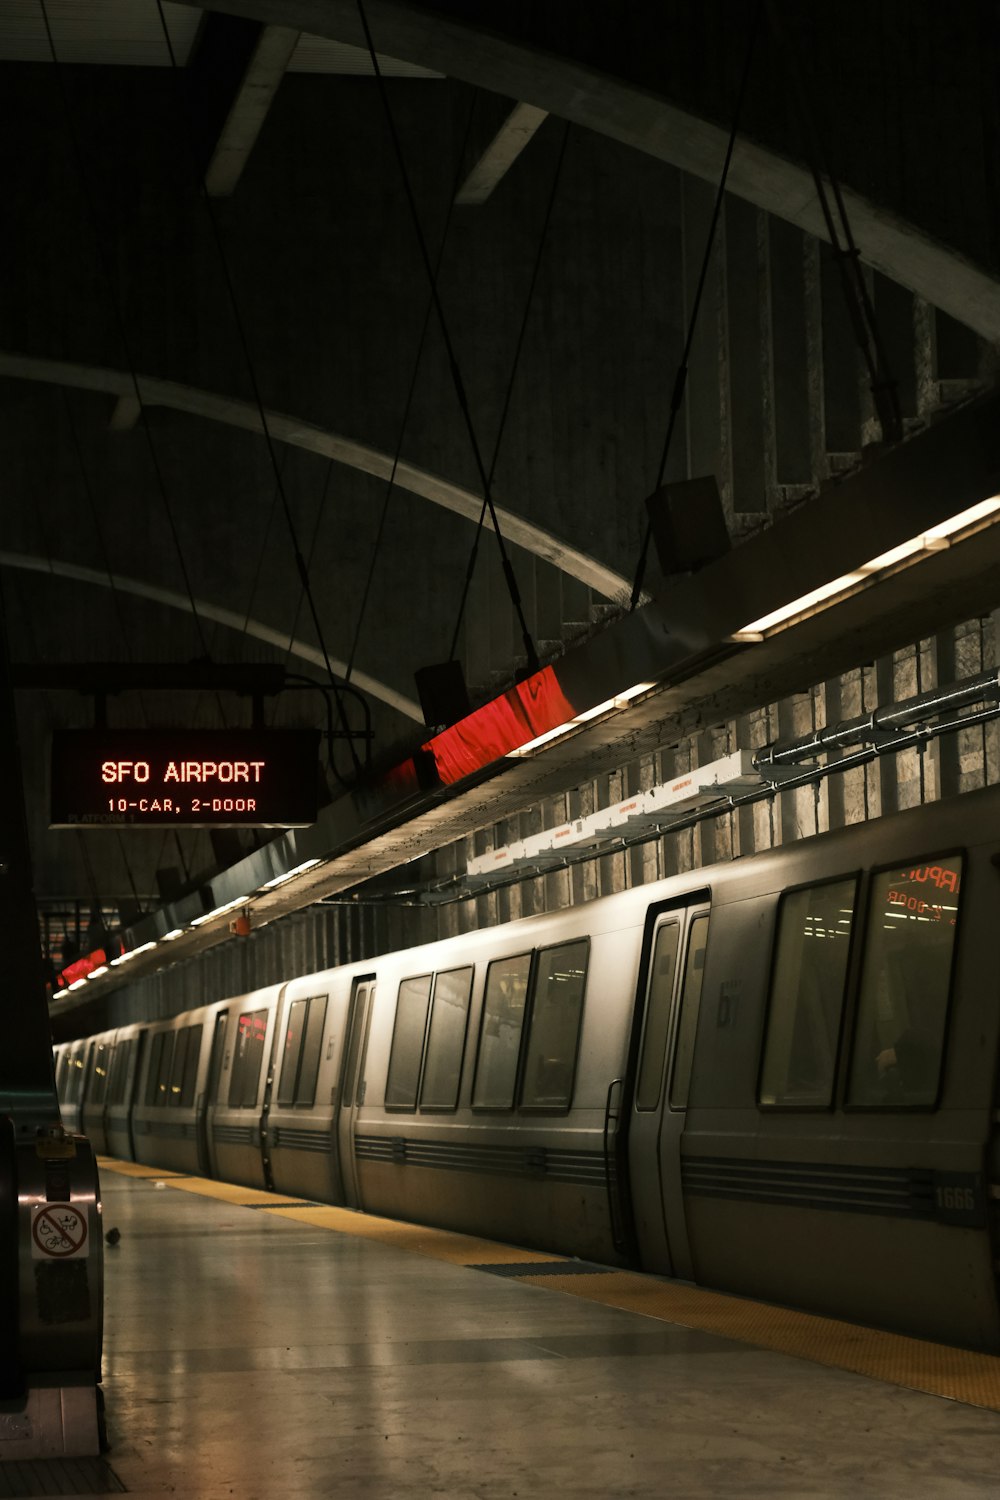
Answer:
[30,1203,89,1259]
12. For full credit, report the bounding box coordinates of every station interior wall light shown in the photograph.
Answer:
[109,940,157,966]
[190,894,250,928]
[258,858,322,890]
[732,495,1000,642]
[506,681,657,758]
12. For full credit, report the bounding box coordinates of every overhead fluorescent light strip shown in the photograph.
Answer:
[733,495,1000,642]
[259,858,322,891]
[110,940,158,966]
[191,895,250,927]
[507,682,657,759]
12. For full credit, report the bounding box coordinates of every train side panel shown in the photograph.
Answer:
[677,803,1000,1349]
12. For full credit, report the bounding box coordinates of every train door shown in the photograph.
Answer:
[125,1033,145,1162]
[335,977,375,1208]
[258,987,288,1192]
[628,902,710,1277]
[199,1010,229,1178]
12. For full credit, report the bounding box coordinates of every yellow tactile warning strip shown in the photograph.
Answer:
[266,1203,568,1267]
[97,1161,188,1180]
[98,1158,1000,1413]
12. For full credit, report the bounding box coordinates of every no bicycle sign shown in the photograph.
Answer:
[31,1203,89,1260]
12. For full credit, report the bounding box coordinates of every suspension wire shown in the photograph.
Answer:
[283,462,334,668]
[448,120,572,664]
[38,1,224,696]
[152,1,363,782]
[356,0,540,676]
[629,4,762,611]
[764,0,902,446]
[243,446,290,645]
[345,94,480,685]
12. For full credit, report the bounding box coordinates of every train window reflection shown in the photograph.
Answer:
[473,953,531,1109]
[297,997,328,1107]
[759,877,857,1107]
[180,1025,202,1108]
[420,967,473,1110]
[156,1032,175,1107]
[636,922,680,1111]
[228,1008,269,1108]
[385,975,432,1110]
[847,855,962,1108]
[278,999,307,1107]
[145,1033,164,1107]
[670,915,710,1110]
[168,1029,189,1105]
[520,941,589,1110]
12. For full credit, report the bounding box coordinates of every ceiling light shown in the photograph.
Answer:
[259,858,322,891]
[110,940,157,966]
[506,682,657,759]
[162,928,186,941]
[733,495,1000,642]
[67,979,88,991]
[86,965,109,979]
[191,895,250,927]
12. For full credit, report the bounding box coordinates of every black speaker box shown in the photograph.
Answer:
[645,476,730,576]
[414,660,471,728]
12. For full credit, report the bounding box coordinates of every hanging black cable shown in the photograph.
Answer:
[242,448,290,646]
[38,1,225,693]
[449,120,571,664]
[764,0,902,448]
[283,463,334,669]
[151,0,362,782]
[356,0,540,676]
[345,94,480,686]
[629,4,762,611]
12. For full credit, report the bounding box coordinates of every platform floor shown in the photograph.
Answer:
[37,1162,1000,1496]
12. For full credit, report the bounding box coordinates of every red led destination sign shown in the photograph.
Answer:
[50,730,320,828]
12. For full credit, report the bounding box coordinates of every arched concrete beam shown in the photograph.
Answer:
[180,0,1000,343]
[0,351,628,601]
[0,549,424,721]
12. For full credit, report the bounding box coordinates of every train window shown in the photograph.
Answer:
[278,999,307,1107]
[156,1033,175,1107]
[472,953,531,1110]
[145,1033,165,1107]
[66,1046,85,1105]
[385,976,433,1110]
[670,915,710,1110]
[847,856,962,1108]
[759,877,857,1107]
[105,1045,121,1105]
[278,996,328,1107]
[207,1011,229,1103]
[297,997,327,1107]
[90,1043,109,1105]
[180,1026,202,1108]
[228,1009,269,1108]
[520,941,589,1110]
[168,1029,189,1106]
[420,967,473,1111]
[636,922,681,1111]
[108,1039,133,1106]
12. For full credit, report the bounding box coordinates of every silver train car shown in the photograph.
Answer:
[55,784,1000,1351]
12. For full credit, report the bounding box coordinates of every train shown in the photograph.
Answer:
[55,782,1000,1352]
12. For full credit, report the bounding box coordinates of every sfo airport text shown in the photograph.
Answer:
[100,759,267,784]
